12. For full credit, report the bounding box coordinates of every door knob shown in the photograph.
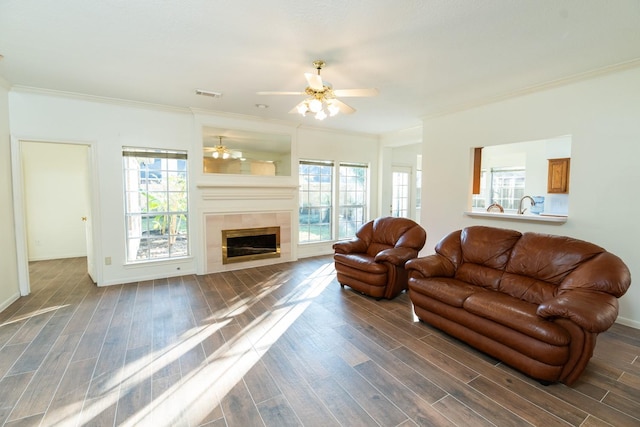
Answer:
[81,217,87,222]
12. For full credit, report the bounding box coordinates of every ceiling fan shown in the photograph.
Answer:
[203,136,243,160]
[257,60,378,120]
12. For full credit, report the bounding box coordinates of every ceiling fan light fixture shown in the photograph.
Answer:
[308,98,323,113]
[296,103,308,116]
[211,136,239,160]
[327,101,340,117]
[261,60,373,120]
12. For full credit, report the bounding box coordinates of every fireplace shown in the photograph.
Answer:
[222,226,281,264]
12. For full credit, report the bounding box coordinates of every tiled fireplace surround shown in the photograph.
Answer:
[200,184,296,273]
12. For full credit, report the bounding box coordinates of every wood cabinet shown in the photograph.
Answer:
[547,158,570,193]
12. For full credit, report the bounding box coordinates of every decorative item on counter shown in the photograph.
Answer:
[531,196,545,215]
[487,203,504,213]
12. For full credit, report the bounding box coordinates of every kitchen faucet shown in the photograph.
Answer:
[518,196,536,215]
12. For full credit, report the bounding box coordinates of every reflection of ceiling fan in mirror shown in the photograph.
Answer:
[203,136,243,160]
[257,60,378,120]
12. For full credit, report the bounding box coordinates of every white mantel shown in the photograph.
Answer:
[197,182,298,273]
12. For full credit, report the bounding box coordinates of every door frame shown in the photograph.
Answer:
[11,136,103,295]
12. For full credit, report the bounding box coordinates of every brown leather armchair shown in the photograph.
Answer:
[333,217,426,299]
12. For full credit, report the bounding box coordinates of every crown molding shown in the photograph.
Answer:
[422,58,640,120]
[10,85,193,115]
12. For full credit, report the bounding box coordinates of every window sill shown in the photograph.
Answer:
[124,256,194,268]
[464,211,568,223]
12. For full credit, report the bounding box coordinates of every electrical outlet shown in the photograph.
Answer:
[105,257,112,265]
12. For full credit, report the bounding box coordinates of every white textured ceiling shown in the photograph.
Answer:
[1,0,639,135]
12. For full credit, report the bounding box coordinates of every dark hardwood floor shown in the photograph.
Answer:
[0,256,639,426]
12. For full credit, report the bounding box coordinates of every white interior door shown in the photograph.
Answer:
[84,147,96,282]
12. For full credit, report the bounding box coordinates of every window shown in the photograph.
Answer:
[338,163,368,239]
[491,168,525,210]
[123,148,189,262]
[299,160,333,243]
[482,167,525,211]
[472,170,487,209]
[391,168,410,218]
[473,168,526,211]
[299,160,369,243]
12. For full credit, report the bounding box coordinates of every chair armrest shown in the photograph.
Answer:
[333,239,367,254]
[405,254,456,279]
[405,254,456,277]
[537,290,619,333]
[375,247,418,266]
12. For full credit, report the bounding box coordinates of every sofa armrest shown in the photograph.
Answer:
[333,238,367,254]
[375,247,417,266]
[537,290,620,333]
[405,254,456,279]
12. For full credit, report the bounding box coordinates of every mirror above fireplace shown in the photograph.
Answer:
[202,127,292,176]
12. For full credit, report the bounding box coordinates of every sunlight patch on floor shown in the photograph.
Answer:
[46,262,336,426]
[125,262,336,426]
[0,305,70,327]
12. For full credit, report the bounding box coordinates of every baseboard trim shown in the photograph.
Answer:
[616,316,640,330]
[0,292,21,314]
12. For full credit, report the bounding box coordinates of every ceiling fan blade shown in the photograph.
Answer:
[288,100,307,115]
[304,72,324,91]
[333,88,379,97]
[257,91,305,96]
[330,99,356,114]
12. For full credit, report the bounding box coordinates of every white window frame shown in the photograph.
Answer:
[299,160,334,243]
[473,167,526,211]
[122,147,189,263]
[299,159,369,243]
[338,162,368,240]
[391,166,411,218]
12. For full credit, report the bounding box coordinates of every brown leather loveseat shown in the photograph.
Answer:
[406,225,631,385]
[333,217,426,299]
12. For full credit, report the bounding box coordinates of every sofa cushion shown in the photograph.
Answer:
[334,253,387,275]
[409,277,487,307]
[464,291,571,346]
[505,232,604,285]
[460,226,521,269]
[367,243,393,257]
[499,272,559,305]
[455,263,503,289]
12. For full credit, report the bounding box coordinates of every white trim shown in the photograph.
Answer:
[11,85,192,115]
[0,291,20,313]
[464,211,568,223]
[616,317,640,330]
[11,137,104,294]
[422,58,640,120]
[10,136,30,296]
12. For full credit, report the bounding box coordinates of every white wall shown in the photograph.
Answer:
[9,90,197,286]
[22,142,90,261]
[7,90,380,289]
[296,126,380,258]
[0,78,20,311]
[421,66,640,327]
